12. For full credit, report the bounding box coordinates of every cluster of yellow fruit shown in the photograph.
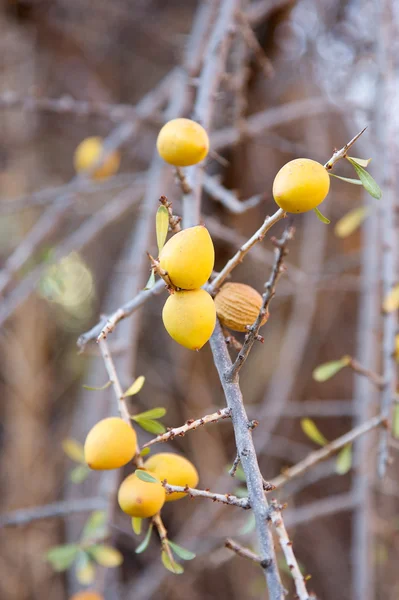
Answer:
[74,137,121,180]
[159,225,217,350]
[84,417,198,519]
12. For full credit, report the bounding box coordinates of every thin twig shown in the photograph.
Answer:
[348,358,385,389]
[229,455,241,477]
[143,408,231,448]
[158,195,182,233]
[225,538,263,564]
[162,484,250,509]
[0,497,106,528]
[237,11,274,78]
[324,127,368,169]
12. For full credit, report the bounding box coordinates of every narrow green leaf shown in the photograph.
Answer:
[156,206,170,253]
[45,544,79,571]
[393,405,399,439]
[335,444,353,475]
[134,418,166,434]
[82,381,112,392]
[69,464,90,484]
[347,156,372,167]
[135,470,159,483]
[239,513,256,535]
[382,284,399,313]
[140,447,151,457]
[82,511,107,541]
[329,173,363,185]
[334,206,370,238]
[347,158,382,199]
[75,551,95,585]
[168,541,196,561]
[135,523,153,554]
[133,407,166,420]
[313,207,330,224]
[132,517,142,535]
[312,356,351,382]
[161,550,184,574]
[300,418,328,447]
[123,375,145,397]
[144,270,156,290]
[88,544,124,567]
[62,438,85,464]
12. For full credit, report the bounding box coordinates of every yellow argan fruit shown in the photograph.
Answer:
[156,118,209,167]
[159,226,214,290]
[143,453,199,502]
[84,417,137,470]
[273,158,330,213]
[215,282,268,333]
[73,136,121,180]
[70,592,103,600]
[118,472,165,517]
[162,289,216,350]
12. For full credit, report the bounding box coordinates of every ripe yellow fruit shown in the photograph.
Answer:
[143,453,199,502]
[159,226,214,290]
[156,118,209,167]
[118,472,166,517]
[215,282,268,332]
[73,136,121,180]
[162,289,216,350]
[70,592,103,600]
[84,417,137,470]
[273,158,330,213]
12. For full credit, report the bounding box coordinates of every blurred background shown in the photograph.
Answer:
[0,1,398,599]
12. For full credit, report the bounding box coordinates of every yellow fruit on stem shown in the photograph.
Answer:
[215,282,268,332]
[118,472,165,517]
[156,118,209,167]
[162,289,216,350]
[74,136,121,180]
[273,158,330,213]
[143,453,199,502]
[84,417,137,470]
[70,592,103,600]
[159,225,214,290]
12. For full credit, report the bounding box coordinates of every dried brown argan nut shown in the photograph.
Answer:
[214,282,268,333]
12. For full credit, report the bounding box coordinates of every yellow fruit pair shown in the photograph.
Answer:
[74,136,120,180]
[159,226,216,350]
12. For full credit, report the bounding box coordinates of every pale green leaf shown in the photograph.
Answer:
[69,464,90,484]
[123,375,145,397]
[347,158,382,199]
[135,470,158,483]
[82,381,112,392]
[393,405,399,439]
[335,444,353,475]
[45,544,79,571]
[62,438,85,464]
[168,541,196,561]
[300,418,328,446]
[161,550,184,574]
[335,206,370,238]
[239,513,256,535]
[382,284,399,313]
[329,173,363,185]
[133,407,166,420]
[140,447,151,457]
[135,523,153,554]
[82,511,107,541]
[89,544,124,567]
[156,206,170,253]
[313,207,330,224]
[134,418,166,434]
[347,156,372,167]
[144,270,156,291]
[75,551,95,585]
[132,517,142,535]
[312,356,351,382]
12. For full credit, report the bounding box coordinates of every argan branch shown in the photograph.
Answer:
[162,484,250,509]
[225,538,263,565]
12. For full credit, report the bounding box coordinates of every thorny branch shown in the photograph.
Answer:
[225,538,263,564]
[163,484,250,509]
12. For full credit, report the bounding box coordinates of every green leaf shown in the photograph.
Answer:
[144,269,156,290]
[300,418,328,446]
[234,464,246,483]
[133,407,166,420]
[134,418,166,434]
[45,544,79,571]
[161,550,184,574]
[123,375,145,397]
[329,173,363,185]
[335,444,353,475]
[168,541,196,561]
[313,207,330,224]
[69,464,90,484]
[347,156,372,167]
[393,405,399,439]
[88,544,124,567]
[312,356,351,382]
[334,207,370,238]
[382,284,399,313]
[156,205,170,253]
[75,551,95,585]
[62,438,85,464]
[82,381,112,392]
[239,513,256,535]
[347,158,382,199]
[135,523,153,554]
[140,447,151,457]
[132,517,142,535]
[135,470,159,483]
[82,511,107,541]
